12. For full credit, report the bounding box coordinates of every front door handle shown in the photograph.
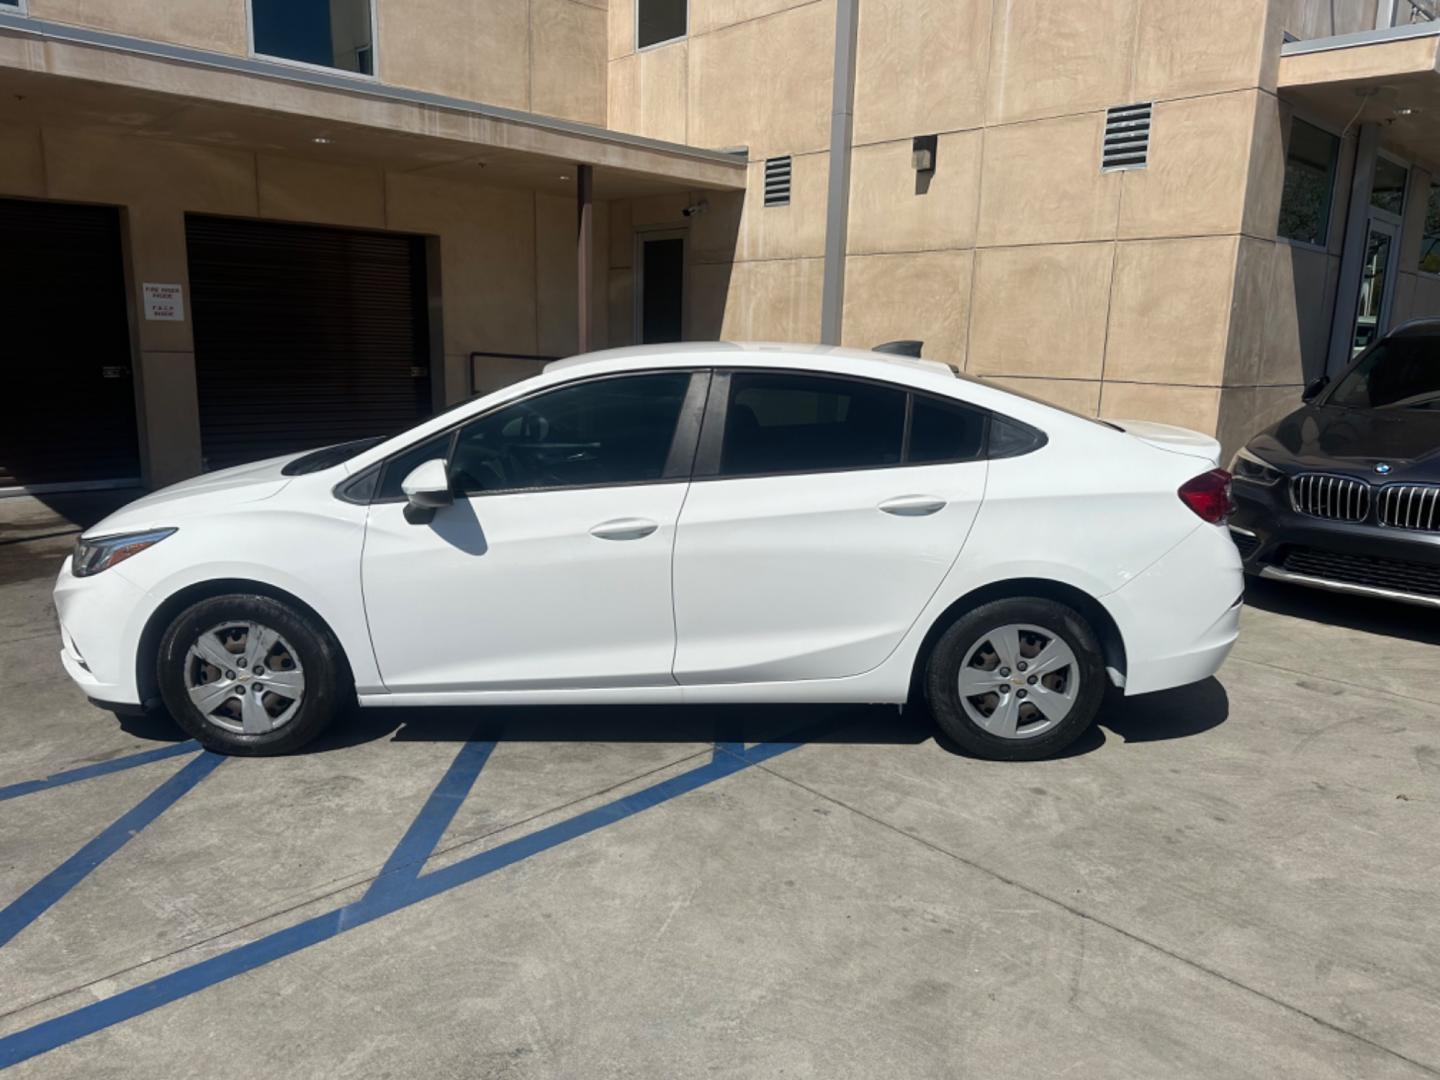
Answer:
[878,495,947,517]
[590,517,660,541]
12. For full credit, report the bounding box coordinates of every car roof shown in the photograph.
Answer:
[545,341,962,382]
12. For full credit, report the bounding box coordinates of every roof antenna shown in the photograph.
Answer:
[873,340,923,358]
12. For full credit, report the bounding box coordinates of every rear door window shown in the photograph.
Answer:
[720,372,906,477]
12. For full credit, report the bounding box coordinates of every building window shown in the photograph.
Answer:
[1277,119,1339,247]
[1371,155,1409,217]
[1420,183,1440,274]
[251,0,374,75]
[0,0,24,9]
[637,0,686,49]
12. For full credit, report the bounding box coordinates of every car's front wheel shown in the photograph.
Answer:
[156,593,347,755]
[924,598,1106,761]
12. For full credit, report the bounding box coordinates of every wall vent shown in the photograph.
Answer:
[764,155,792,207]
[1102,103,1152,171]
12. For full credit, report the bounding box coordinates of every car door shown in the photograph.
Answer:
[361,369,706,694]
[671,370,988,685]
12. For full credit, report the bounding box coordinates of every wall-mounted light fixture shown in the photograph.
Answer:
[912,134,938,174]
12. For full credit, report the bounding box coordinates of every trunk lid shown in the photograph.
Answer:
[1110,419,1221,466]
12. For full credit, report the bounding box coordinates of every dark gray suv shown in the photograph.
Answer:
[1229,318,1440,608]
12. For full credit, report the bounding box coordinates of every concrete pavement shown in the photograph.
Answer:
[1,531,1437,1078]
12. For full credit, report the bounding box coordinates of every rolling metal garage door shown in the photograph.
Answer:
[186,215,432,471]
[0,198,140,491]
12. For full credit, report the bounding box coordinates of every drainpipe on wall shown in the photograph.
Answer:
[577,163,594,354]
[1325,123,1379,378]
[819,0,860,346]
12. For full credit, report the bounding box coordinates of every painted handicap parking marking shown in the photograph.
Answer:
[0,732,817,1070]
[0,742,200,803]
[0,751,225,949]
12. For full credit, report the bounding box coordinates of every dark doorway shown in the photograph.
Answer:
[186,215,432,470]
[0,198,140,491]
[638,232,685,344]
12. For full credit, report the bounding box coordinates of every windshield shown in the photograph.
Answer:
[1329,337,1440,411]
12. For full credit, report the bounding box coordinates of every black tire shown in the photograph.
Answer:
[156,593,348,756]
[924,597,1106,761]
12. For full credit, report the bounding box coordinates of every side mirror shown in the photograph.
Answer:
[1301,375,1330,402]
[400,459,452,524]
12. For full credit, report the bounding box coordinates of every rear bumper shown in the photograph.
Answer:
[1231,477,1440,608]
[1103,524,1243,697]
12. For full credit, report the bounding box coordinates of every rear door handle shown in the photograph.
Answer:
[878,495,947,517]
[590,517,660,541]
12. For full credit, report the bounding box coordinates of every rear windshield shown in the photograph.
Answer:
[1330,337,1440,410]
[281,436,386,476]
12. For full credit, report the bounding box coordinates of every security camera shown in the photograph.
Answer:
[681,199,710,218]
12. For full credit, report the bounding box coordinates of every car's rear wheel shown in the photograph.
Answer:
[925,598,1105,761]
[156,594,347,755]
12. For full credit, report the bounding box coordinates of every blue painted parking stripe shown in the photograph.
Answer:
[0,737,807,1070]
[360,739,496,908]
[0,752,225,950]
[0,743,201,803]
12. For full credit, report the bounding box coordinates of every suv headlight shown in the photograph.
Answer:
[1229,446,1282,486]
[72,528,177,578]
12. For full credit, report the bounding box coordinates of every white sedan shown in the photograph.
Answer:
[54,343,1242,760]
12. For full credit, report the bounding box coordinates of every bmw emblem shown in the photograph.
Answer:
[1375,462,1393,475]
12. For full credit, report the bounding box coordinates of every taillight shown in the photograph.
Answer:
[1178,469,1233,524]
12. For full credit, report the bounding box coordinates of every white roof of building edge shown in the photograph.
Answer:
[545,341,961,381]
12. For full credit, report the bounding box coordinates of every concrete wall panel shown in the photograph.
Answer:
[1119,92,1257,240]
[686,1,834,158]
[853,0,990,146]
[968,243,1114,380]
[1105,236,1240,387]
[531,0,609,126]
[846,132,980,256]
[1100,381,1222,433]
[377,0,530,111]
[986,0,1138,125]
[256,156,386,229]
[977,113,1121,247]
[30,0,247,55]
[1132,0,1269,101]
[840,250,973,365]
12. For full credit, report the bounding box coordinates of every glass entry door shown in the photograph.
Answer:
[1353,217,1400,355]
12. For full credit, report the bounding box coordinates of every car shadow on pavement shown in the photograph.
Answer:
[1242,577,1440,646]
[293,676,1230,761]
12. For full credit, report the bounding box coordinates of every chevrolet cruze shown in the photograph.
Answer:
[55,343,1242,760]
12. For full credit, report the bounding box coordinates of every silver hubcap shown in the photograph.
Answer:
[184,621,305,735]
[958,623,1080,740]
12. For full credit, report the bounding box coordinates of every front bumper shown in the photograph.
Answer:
[1231,477,1440,608]
[53,556,149,705]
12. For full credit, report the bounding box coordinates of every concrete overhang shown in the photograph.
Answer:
[0,12,746,199]
[1279,21,1440,168]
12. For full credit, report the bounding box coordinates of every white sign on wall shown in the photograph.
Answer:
[143,282,185,322]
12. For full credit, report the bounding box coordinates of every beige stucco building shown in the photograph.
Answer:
[2,0,1439,491]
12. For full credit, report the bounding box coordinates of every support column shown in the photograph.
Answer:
[1326,122,1379,377]
[819,0,860,346]
[576,163,594,354]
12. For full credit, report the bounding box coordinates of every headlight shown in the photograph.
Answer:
[1228,447,1282,486]
[71,528,176,578]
